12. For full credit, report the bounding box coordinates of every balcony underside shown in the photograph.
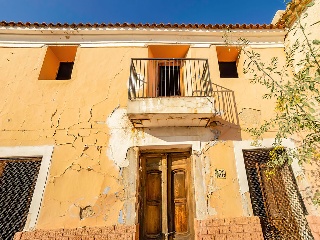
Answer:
[127,97,215,127]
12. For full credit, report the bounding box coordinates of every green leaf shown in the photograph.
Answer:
[309,107,315,113]
[309,115,316,121]
[307,1,315,7]
[312,39,320,45]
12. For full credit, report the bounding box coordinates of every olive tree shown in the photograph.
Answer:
[226,0,320,204]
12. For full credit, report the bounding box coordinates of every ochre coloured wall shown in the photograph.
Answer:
[0,44,292,231]
[204,142,243,218]
[0,46,148,229]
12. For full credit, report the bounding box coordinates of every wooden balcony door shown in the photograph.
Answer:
[139,151,194,240]
[158,63,181,97]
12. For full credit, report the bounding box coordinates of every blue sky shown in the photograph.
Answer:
[0,0,286,24]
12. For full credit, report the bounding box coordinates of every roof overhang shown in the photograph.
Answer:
[0,26,286,47]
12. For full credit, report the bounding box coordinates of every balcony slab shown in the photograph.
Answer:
[127,97,215,127]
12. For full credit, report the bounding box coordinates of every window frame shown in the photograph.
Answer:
[0,146,54,231]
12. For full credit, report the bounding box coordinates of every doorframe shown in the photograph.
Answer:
[137,148,195,239]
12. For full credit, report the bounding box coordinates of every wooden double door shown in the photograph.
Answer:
[139,151,194,240]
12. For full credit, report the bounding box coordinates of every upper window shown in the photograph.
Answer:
[38,46,78,80]
[216,46,240,78]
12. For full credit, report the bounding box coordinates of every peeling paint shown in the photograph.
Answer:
[118,210,124,224]
[103,187,110,195]
[208,206,217,216]
[106,108,133,168]
[80,206,95,220]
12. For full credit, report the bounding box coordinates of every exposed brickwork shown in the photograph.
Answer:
[306,215,320,240]
[13,225,137,240]
[195,217,264,240]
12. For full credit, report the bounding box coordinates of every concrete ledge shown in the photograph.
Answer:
[127,97,215,127]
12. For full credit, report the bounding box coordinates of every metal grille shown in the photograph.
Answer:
[0,157,42,240]
[243,149,314,240]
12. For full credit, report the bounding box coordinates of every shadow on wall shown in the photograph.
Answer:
[139,83,241,143]
[140,83,241,144]
[209,83,241,141]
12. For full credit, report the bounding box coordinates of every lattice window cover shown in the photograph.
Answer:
[243,149,314,240]
[0,157,42,240]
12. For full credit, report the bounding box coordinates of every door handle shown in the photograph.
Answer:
[165,231,175,236]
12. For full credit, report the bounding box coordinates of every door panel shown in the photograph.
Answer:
[174,204,188,233]
[173,170,186,199]
[146,205,161,235]
[172,170,188,234]
[146,170,162,236]
[169,153,192,239]
[141,156,163,239]
[140,152,193,240]
[146,171,162,202]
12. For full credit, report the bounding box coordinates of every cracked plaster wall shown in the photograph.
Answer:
[200,141,244,219]
[2,43,315,232]
[0,45,245,229]
[0,46,150,229]
[106,105,246,221]
[0,45,284,229]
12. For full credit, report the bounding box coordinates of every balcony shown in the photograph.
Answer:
[127,58,216,127]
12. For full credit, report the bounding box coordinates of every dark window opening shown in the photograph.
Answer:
[159,66,180,97]
[56,62,74,80]
[218,61,238,78]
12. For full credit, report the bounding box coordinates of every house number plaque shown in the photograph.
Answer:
[215,169,226,179]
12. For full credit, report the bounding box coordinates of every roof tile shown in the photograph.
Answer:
[0,21,285,29]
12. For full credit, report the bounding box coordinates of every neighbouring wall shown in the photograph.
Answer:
[284,0,320,216]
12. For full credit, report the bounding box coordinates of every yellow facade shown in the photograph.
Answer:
[0,6,319,239]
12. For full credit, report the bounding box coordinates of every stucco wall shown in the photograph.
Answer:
[0,42,298,233]
[203,142,243,218]
[0,46,148,229]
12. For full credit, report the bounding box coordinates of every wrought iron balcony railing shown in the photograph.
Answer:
[128,58,213,99]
